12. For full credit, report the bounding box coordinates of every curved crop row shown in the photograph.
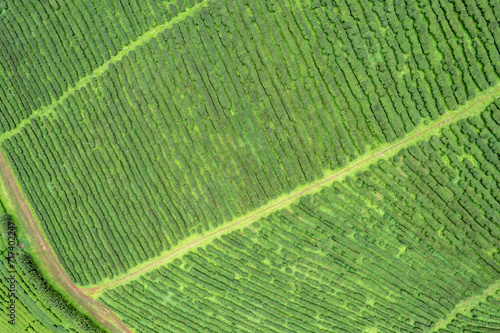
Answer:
[438,291,500,332]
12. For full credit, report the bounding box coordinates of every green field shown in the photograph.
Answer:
[97,103,500,332]
[0,0,500,332]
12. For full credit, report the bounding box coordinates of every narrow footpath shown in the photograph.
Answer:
[0,151,131,333]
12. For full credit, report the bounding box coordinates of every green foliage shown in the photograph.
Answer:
[2,0,500,331]
[2,0,500,287]
[0,0,193,134]
[0,207,103,332]
[15,253,102,333]
[99,104,500,332]
[437,292,500,332]
[0,213,12,238]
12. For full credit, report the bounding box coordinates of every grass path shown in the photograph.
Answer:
[0,0,210,144]
[81,84,500,297]
[430,279,500,331]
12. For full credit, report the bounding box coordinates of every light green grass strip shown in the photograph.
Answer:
[0,0,209,144]
[430,279,500,331]
[84,84,500,297]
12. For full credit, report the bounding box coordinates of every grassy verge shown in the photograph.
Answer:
[430,279,500,331]
[0,153,130,333]
[0,156,75,303]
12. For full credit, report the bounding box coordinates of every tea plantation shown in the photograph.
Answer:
[0,0,499,332]
[97,103,500,332]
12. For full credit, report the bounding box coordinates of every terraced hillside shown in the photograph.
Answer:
[0,0,499,332]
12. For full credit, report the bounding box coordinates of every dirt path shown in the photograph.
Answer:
[83,85,500,297]
[0,151,131,333]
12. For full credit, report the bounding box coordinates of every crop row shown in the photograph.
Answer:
[0,213,100,333]
[0,258,63,333]
[438,291,500,333]
[0,0,202,134]
[3,0,500,285]
[98,103,500,332]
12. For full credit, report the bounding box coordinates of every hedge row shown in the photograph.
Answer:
[0,212,103,332]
